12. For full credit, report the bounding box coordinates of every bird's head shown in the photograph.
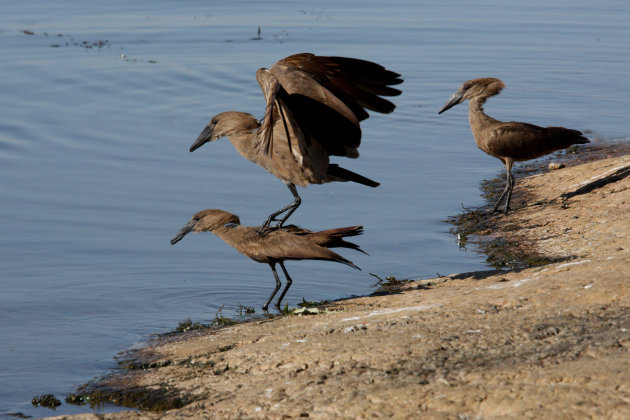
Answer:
[438,78,505,114]
[190,111,259,152]
[170,209,241,245]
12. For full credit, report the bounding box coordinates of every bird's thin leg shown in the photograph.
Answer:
[274,183,301,228]
[503,162,515,214]
[263,262,282,311]
[491,163,512,213]
[275,262,293,309]
[259,183,302,234]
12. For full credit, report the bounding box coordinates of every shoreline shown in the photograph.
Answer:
[49,141,630,419]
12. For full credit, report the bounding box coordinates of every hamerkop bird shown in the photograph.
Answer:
[170,209,364,310]
[190,53,402,231]
[438,77,589,213]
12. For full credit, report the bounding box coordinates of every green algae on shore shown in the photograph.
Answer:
[31,394,61,409]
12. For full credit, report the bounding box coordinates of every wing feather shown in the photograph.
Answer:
[256,68,282,155]
[253,53,402,178]
[275,53,402,120]
[268,62,359,126]
[485,122,589,160]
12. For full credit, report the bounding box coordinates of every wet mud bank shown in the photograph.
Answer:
[48,141,630,419]
[448,140,630,269]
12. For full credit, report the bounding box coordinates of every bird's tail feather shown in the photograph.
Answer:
[335,256,361,271]
[316,226,367,255]
[547,127,590,146]
[327,164,379,187]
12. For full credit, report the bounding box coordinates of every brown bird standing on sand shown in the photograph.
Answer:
[438,78,589,213]
[170,209,364,310]
[190,53,402,232]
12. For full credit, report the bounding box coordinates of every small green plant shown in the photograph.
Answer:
[280,302,291,315]
[32,394,61,409]
[65,393,86,405]
[213,305,238,326]
[297,297,328,308]
[213,316,237,326]
[70,387,189,411]
[238,304,255,315]
[175,318,209,332]
[370,273,413,293]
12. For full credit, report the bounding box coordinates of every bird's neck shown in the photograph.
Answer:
[468,97,501,152]
[227,127,260,161]
[212,225,254,253]
[468,96,493,121]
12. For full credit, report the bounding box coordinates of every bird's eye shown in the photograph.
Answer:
[211,120,218,125]
[194,217,200,221]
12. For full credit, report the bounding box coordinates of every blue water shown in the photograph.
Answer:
[1,0,629,417]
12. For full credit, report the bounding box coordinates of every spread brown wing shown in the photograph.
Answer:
[255,69,331,182]
[275,53,403,120]
[255,54,402,162]
[257,53,401,160]
[256,64,362,160]
[256,68,282,155]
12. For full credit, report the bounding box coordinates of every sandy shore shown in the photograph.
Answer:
[49,144,630,419]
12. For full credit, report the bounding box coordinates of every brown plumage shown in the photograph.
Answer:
[170,209,364,310]
[438,77,589,213]
[190,53,402,231]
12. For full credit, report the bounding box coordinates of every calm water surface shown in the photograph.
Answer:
[1,0,629,417]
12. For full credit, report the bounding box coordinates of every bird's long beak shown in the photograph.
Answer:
[190,125,214,152]
[438,88,464,114]
[170,219,196,245]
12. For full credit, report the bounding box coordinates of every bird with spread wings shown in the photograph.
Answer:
[190,53,403,233]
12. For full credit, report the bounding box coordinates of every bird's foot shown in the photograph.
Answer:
[256,226,271,237]
[256,216,277,237]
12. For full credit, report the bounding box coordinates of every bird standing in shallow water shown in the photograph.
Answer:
[438,77,589,214]
[190,53,402,233]
[170,209,364,311]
